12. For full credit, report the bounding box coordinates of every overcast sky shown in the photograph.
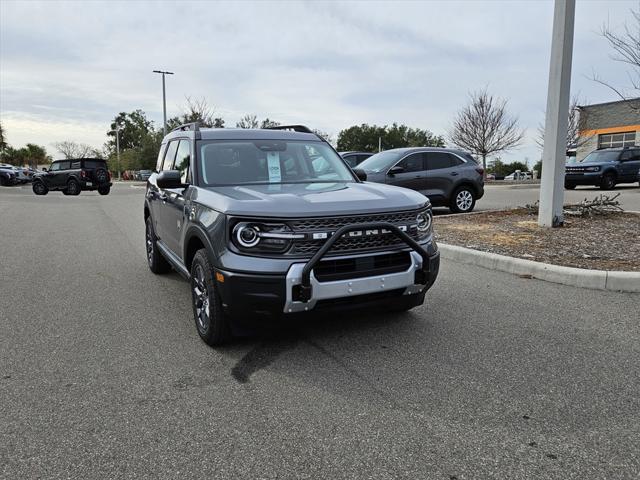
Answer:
[0,0,637,165]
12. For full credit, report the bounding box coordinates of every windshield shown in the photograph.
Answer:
[580,150,620,163]
[198,140,354,186]
[358,150,404,173]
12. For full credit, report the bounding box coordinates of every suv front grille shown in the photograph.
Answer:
[288,209,424,256]
[313,251,411,282]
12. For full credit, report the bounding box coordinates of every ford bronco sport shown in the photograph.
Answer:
[32,158,112,196]
[144,124,440,346]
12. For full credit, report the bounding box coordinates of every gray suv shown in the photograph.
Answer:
[144,124,440,346]
[358,147,485,213]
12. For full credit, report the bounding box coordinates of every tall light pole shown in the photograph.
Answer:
[538,0,575,227]
[110,129,121,181]
[153,70,174,137]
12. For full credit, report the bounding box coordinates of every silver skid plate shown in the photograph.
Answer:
[283,251,424,313]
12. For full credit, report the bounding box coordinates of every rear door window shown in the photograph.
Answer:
[426,152,459,170]
[70,160,81,169]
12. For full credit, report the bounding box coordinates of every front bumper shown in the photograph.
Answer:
[565,172,602,185]
[216,250,439,318]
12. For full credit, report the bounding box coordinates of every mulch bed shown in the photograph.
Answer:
[434,209,640,271]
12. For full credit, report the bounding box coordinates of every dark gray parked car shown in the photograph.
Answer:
[358,147,485,213]
[145,124,440,346]
[339,151,374,168]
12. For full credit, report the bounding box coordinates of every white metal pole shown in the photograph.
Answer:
[538,0,575,227]
[161,74,167,137]
[116,129,121,181]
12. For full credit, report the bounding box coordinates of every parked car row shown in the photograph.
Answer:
[0,164,43,185]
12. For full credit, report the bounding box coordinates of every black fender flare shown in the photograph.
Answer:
[183,224,218,271]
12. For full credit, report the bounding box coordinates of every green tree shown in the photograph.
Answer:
[337,123,444,152]
[106,110,154,152]
[0,121,7,154]
[533,160,542,178]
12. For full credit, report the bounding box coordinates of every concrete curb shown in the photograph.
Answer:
[438,243,640,293]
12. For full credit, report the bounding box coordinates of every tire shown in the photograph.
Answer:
[95,168,108,184]
[600,172,616,190]
[0,176,6,186]
[32,181,48,195]
[564,183,576,190]
[98,186,110,195]
[66,179,81,196]
[145,216,171,274]
[190,249,232,346]
[449,186,476,213]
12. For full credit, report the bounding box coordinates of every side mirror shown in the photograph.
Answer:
[157,170,186,189]
[353,168,367,181]
[388,165,404,176]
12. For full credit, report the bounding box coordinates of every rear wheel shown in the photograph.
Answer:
[190,249,232,346]
[145,217,171,274]
[450,186,476,213]
[32,181,48,195]
[98,185,110,195]
[600,172,616,190]
[66,179,81,196]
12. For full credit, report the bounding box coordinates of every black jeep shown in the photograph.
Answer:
[32,158,112,196]
[145,124,440,346]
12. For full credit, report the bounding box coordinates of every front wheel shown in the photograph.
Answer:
[98,186,110,195]
[191,249,232,346]
[32,182,48,195]
[450,186,476,213]
[600,173,616,190]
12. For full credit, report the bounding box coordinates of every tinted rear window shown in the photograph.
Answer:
[83,160,106,169]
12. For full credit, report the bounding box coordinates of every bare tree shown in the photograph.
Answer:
[592,9,640,108]
[52,141,95,159]
[536,95,592,150]
[448,88,525,171]
[260,118,280,128]
[236,114,259,129]
[168,96,225,129]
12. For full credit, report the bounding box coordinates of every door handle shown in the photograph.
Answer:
[450,172,459,176]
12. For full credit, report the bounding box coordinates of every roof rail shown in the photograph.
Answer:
[171,122,200,133]
[264,125,313,134]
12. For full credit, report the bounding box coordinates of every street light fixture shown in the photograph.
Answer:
[153,70,174,137]
[110,129,121,181]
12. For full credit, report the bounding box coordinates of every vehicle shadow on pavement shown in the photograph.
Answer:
[224,310,426,385]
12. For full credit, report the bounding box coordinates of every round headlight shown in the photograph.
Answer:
[235,224,260,247]
[416,211,432,232]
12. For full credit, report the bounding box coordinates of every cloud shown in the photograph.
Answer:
[1,0,636,165]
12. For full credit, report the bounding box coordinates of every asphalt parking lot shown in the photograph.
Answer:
[1,184,639,479]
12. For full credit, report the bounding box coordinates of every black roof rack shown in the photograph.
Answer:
[171,122,200,133]
[264,125,313,134]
